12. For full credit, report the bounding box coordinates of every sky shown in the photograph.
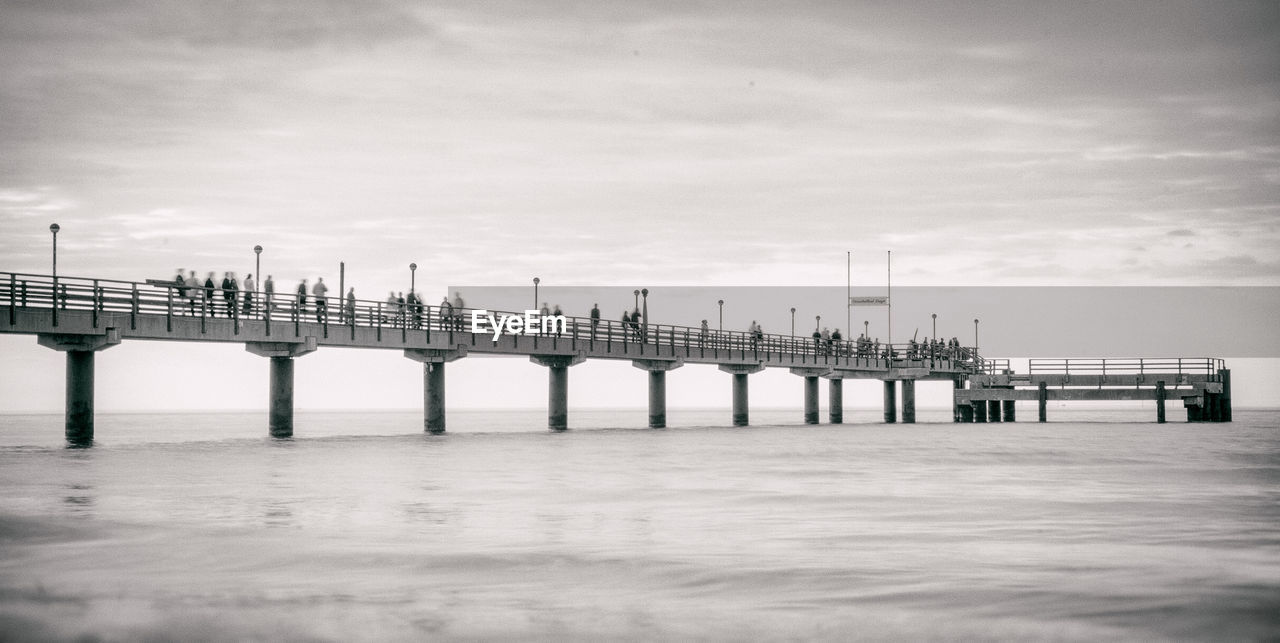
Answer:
[1,0,1278,413]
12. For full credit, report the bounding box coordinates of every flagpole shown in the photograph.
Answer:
[846,250,851,337]
[887,250,892,355]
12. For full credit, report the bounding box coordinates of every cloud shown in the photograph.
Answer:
[1168,229,1196,236]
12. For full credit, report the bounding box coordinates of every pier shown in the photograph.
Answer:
[0,271,1230,445]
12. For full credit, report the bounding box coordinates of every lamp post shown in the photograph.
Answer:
[864,320,869,338]
[815,315,821,331]
[49,223,59,320]
[790,307,796,336]
[409,263,417,295]
[641,288,648,334]
[254,245,263,317]
[50,223,60,278]
[717,299,724,331]
[974,318,980,357]
[932,313,937,343]
[633,289,640,311]
[533,277,539,310]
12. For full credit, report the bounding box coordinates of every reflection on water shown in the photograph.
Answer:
[0,408,1277,640]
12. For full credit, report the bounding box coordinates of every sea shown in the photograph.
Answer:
[0,407,1277,642]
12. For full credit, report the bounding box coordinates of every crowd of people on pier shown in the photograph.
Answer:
[157,269,974,362]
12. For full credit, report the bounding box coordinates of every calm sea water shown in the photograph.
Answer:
[1,408,1277,641]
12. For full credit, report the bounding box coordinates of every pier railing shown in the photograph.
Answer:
[1,271,985,370]
[1027,358,1224,380]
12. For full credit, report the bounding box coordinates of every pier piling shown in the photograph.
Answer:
[38,331,120,446]
[901,380,915,424]
[1002,400,1015,422]
[1038,382,1047,422]
[634,360,682,428]
[532,354,586,430]
[719,364,764,426]
[1156,381,1166,423]
[246,338,317,438]
[883,380,897,424]
[828,377,843,424]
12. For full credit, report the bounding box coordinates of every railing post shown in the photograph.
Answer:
[265,294,272,337]
[376,301,382,342]
[131,283,138,330]
[200,284,207,334]
[7,274,14,325]
[51,276,58,327]
[233,288,240,335]
[166,287,173,331]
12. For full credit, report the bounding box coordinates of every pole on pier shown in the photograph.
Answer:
[1038,382,1047,423]
[828,377,843,424]
[532,354,586,430]
[883,380,897,423]
[1002,400,1015,423]
[901,379,915,424]
[959,402,974,422]
[247,338,318,438]
[635,360,682,428]
[988,400,1002,423]
[720,364,763,427]
[1156,380,1166,424]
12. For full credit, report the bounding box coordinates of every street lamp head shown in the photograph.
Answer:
[410,263,417,271]
[718,299,724,306]
[253,245,262,254]
[634,289,640,296]
[533,277,540,285]
[790,307,795,313]
[641,288,648,296]
[932,313,937,319]
[49,223,59,234]
[974,318,979,324]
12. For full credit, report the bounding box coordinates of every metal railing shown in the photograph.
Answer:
[1028,358,1224,379]
[1,270,986,370]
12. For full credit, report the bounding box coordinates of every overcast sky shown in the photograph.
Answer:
[1,1,1278,413]
[1,0,1277,292]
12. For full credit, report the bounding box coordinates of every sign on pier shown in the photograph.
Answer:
[849,296,888,306]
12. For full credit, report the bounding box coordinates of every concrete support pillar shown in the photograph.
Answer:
[732,374,749,426]
[901,379,915,424]
[952,379,964,422]
[247,338,317,439]
[549,365,568,430]
[1220,369,1232,422]
[803,376,819,424]
[39,331,121,447]
[988,400,1002,423]
[634,360,682,429]
[532,354,586,430]
[828,378,843,424]
[1002,400,1015,422]
[973,401,988,422]
[406,347,467,435]
[1156,381,1166,424]
[425,362,445,433]
[65,351,95,446]
[268,356,294,438]
[720,364,764,427]
[883,380,897,424]
[1038,382,1047,423]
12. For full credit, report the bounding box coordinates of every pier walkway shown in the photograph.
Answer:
[0,271,1230,445]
